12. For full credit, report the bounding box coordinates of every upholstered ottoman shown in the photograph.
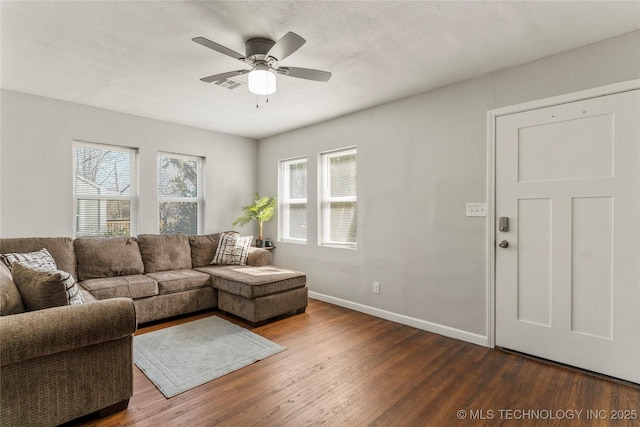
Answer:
[209,266,307,324]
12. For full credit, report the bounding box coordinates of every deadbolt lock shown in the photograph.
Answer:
[499,216,509,232]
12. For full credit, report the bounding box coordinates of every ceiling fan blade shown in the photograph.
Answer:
[200,69,249,83]
[266,32,306,62]
[279,67,332,82]
[193,37,245,61]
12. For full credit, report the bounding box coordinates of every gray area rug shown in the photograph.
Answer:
[134,316,285,398]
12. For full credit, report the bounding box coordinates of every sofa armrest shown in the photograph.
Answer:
[247,247,272,267]
[0,298,136,366]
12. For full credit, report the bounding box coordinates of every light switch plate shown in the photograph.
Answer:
[466,203,487,217]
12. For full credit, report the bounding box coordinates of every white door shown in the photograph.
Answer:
[495,89,640,383]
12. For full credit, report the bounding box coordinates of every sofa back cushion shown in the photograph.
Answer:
[0,263,25,316]
[189,233,221,268]
[74,237,144,281]
[137,234,191,273]
[0,237,77,280]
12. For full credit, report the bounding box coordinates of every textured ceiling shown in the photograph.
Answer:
[2,1,639,139]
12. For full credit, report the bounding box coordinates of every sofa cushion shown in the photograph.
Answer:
[0,237,77,280]
[199,265,306,299]
[11,263,85,311]
[145,269,211,295]
[74,237,144,280]
[0,263,25,315]
[0,248,57,272]
[79,288,97,303]
[81,275,158,300]
[137,234,191,273]
[211,233,252,266]
[189,233,221,268]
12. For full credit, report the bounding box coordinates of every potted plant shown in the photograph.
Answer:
[232,192,277,247]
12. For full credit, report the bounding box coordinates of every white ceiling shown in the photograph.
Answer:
[2,1,639,139]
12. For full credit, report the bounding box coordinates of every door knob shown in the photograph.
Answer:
[498,240,509,248]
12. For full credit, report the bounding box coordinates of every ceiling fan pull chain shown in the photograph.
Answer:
[256,94,259,109]
[267,76,270,103]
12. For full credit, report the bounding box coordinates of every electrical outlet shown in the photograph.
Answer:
[466,202,487,217]
[373,281,380,294]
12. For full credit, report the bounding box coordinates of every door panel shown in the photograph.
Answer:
[571,196,612,339]
[517,198,552,326]
[517,114,614,181]
[495,89,640,383]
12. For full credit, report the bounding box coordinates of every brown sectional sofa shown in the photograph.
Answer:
[0,232,281,427]
[69,233,255,324]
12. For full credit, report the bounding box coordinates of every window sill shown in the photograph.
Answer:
[278,239,307,245]
[319,243,357,250]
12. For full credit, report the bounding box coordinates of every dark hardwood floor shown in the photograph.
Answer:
[67,299,639,427]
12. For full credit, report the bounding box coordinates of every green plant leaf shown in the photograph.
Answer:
[232,193,278,234]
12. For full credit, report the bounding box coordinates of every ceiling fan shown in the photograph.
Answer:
[193,31,332,95]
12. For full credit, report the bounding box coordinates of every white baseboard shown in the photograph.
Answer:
[308,291,488,347]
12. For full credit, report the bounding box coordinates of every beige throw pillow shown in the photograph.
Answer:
[211,233,252,266]
[0,248,57,271]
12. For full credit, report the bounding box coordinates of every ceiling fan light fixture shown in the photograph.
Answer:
[248,65,276,95]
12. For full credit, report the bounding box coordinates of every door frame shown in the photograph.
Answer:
[485,79,640,348]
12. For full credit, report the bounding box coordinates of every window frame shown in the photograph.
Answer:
[157,151,204,235]
[278,156,308,244]
[318,146,358,249]
[72,140,138,238]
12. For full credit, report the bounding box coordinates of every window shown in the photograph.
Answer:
[319,147,357,247]
[279,157,307,242]
[158,152,203,235]
[73,141,137,237]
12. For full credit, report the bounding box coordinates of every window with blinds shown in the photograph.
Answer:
[319,147,357,248]
[279,157,308,243]
[73,141,137,237]
[158,152,203,235]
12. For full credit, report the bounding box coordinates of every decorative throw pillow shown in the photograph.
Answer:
[11,262,84,311]
[0,248,57,272]
[211,233,252,266]
[0,263,25,315]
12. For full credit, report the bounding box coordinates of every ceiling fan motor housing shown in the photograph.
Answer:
[245,38,276,61]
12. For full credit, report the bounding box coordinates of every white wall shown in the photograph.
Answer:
[0,90,258,237]
[258,31,640,342]
[1,31,638,342]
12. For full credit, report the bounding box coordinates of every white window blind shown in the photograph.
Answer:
[320,147,357,247]
[279,157,308,242]
[73,141,137,237]
[158,152,203,235]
